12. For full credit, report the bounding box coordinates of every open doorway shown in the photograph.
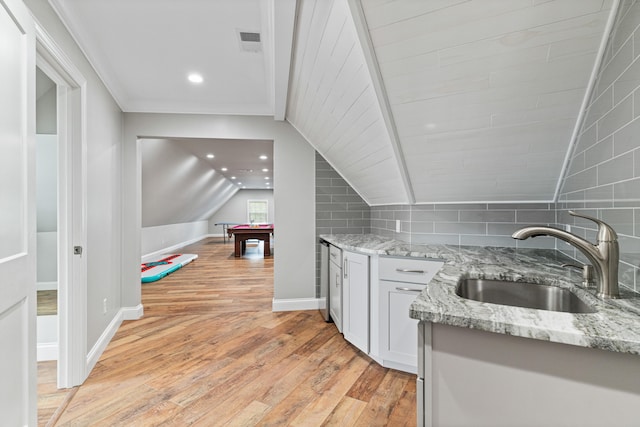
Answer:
[139,137,275,260]
[35,26,88,391]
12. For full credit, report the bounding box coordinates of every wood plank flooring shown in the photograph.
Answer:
[42,237,417,426]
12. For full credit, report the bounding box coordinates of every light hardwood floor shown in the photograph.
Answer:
[39,237,417,426]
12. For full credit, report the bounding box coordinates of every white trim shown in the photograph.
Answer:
[35,22,89,389]
[553,0,621,201]
[121,304,144,321]
[37,281,58,291]
[141,233,213,262]
[37,343,58,362]
[85,310,123,375]
[271,0,297,120]
[272,297,323,312]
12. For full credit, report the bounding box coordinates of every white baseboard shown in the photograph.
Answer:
[37,281,58,291]
[121,304,144,320]
[142,234,215,262]
[85,310,123,375]
[272,297,323,312]
[37,343,58,361]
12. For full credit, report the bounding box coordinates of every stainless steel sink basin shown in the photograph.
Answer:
[456,279,596,313]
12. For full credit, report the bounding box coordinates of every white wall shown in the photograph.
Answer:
[37,315,57,361]
[36,134,57,232]
[123,114,316,308]
[208,189,275,233]
[141,220,209,259]
[36,133,58,287]
[26,0,124,353]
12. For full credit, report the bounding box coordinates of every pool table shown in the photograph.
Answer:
[227,224,274,257]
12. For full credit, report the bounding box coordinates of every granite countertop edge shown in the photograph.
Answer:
[320,234,640,355]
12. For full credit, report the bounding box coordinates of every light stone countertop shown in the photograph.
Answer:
[319,234,640,355]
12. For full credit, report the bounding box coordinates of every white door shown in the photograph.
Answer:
[343,251,369,353]
[0,0,37,425]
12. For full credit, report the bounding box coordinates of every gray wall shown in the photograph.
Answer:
[209,189,275,233]
[558,0,640,293]
[26,0,125,352]
[36,67,56,135]
[140,138,237,227]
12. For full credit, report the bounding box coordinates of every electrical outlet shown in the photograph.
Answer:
[396,219,401,233]
[103,298,107,314]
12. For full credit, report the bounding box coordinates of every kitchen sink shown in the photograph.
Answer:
[456,279,596,313]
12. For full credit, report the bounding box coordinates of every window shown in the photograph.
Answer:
[247,200,268,224]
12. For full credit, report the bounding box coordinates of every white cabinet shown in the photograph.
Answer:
[343,250,369,353]
[329,245,342,332]
[379,257,443,373]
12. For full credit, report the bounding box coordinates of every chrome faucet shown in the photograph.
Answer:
[512,211,620,299]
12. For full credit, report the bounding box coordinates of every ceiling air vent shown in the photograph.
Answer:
[240,32,261,42]
[238,30,262,52]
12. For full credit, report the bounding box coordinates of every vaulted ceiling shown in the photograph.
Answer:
[50,0,616,207]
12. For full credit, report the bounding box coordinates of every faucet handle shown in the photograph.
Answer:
[568,211,617,242]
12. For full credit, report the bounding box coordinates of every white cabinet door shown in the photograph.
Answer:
[380,281,425,372]
[329,257,342,333]
[0,0,36,424]
[343,250,369,353]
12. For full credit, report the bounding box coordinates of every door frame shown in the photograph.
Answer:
[35,24,88,388]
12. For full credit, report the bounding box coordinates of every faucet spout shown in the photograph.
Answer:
[512,211,620,299]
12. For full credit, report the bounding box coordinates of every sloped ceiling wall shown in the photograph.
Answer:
[141,139,238,227]
[288,0,615,205]
[287,0,411,205]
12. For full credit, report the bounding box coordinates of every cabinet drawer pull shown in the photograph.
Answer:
[396,287,423,292]
[395,268,425,274]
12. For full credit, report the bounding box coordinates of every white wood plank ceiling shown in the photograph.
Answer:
[288,0,615,204]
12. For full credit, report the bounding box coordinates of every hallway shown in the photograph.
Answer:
[39,237,416,426]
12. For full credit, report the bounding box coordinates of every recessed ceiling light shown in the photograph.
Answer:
[206,154,214,159]
[262,168,269,172]
[230,176,236,180]
[238,182,242,185]
[221,167,228,172]
[188,73,203,84]
[259,155,268,160]
[264,177,270,180]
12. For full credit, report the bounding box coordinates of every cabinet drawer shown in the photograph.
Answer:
[379,257,443,284]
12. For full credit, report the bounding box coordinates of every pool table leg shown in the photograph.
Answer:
[234,238,242,257]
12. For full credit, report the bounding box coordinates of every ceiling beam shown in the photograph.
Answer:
[346,0,415,204]
[272,0,297,121]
